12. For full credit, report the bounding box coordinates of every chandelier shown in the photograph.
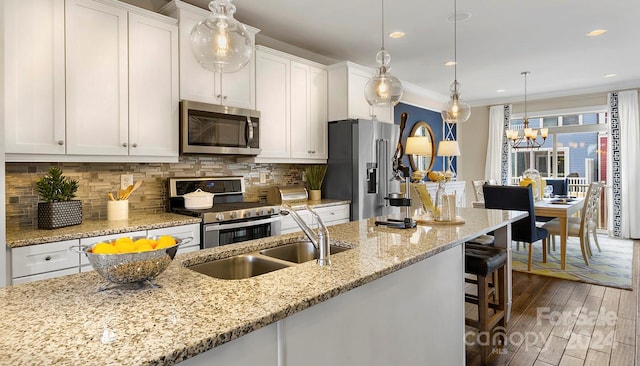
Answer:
[190,0,253,73]
[441,0,470,123]
[364,0,403,107]
[506,71,548,149]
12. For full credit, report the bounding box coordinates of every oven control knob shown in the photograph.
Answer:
[257,208,266,216]
[215,213,225,221]
[269,207,277,214]
[244,211,253,218]
[230,212,238,219]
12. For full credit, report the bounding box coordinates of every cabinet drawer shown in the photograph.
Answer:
[12,239,80,278]
[280,210,312,234]
[12,267,80,285]
[314,204,350,225]
[148,223,201,252]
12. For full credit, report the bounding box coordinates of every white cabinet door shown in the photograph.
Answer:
[280,210,312,234]
[309,66,328,159]
[11,239,81,282]
[128,12,179,157]
[255,49,291,159]
[65,0,129,155]
[328,62,393,124]
[290,63,328,160]
[4,0,66,155]
[219,60,256,109]
[290,61,311,159]
[147,223,201,255]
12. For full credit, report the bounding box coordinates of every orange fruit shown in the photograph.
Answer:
[92,242,118,254]
[114,237,135,253]
[133,238,154,250]
[135,243,154,252]
[156,235,177,249]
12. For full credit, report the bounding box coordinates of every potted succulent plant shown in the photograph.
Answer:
[35,166,82,229]
[304,165,327,201]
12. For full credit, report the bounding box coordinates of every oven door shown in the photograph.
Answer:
[202,216,282,248]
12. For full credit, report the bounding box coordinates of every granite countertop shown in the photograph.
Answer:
[6,200,349,249]
[6,213,202,248]
[0,208,524,366]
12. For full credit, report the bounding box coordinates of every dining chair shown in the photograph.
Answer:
[483,185,548,271]
[536,178,569,223]
[542,181,605,266]
[472,180,486,202]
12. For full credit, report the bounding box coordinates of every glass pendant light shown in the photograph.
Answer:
[364,0,403,107]
[190,0,252,73]
[441,0,471,123]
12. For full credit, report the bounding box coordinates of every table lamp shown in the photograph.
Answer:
[437,140,461,180]
[405,136,432,181]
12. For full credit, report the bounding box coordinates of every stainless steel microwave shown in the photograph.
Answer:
[180,100,261,155]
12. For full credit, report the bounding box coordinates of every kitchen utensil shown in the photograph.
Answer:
[71,236,192,284]
[120,185,133,200]
[183,188,215,209]
[122,179,143,200]
[107,192,116,201]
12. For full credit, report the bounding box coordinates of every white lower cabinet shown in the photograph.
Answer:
[11,239,81,284]
[177,243,464,365]
[280,204,350,234]
[11,224,201,284]
[147,223,201,255]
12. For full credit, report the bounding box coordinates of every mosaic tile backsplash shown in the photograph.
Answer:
[6,156,307,228]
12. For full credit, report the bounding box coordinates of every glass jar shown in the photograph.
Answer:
[434,180,451,221]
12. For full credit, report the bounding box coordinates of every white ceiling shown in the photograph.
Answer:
[183,0,640,107]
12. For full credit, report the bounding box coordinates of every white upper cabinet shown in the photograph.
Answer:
[4,0,179,162]
[4,0,66,155]
[128,13,179,157]
[328,62,393,124]
[255,46,328,163]
[65,0,129,156]
[160,0,259,109]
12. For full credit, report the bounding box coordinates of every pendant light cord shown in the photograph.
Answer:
[454,0,457,83]
[381,0,385,51]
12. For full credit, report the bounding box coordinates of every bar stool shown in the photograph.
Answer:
[465,243,508,365]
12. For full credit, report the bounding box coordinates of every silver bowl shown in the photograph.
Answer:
[72,236,192,284]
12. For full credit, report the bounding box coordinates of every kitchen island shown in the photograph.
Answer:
[0,208,524,365]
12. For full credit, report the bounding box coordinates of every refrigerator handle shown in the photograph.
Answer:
[376,138,389,207]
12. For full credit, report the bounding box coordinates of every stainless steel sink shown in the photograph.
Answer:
[259,241,351,264]
[187,254,291,280]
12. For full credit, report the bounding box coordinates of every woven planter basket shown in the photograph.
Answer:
[37,200,83,229]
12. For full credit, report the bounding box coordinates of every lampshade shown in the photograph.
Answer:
[405,136,432,156]
[190,0,253,73]
[437,140,461,157]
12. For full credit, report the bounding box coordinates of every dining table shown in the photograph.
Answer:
[534,197,585,270]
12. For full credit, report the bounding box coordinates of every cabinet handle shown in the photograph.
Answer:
[132,143,138,148]
[57,140,64,146]
[223,96,228,100]
[122,143,128,147]
[312,150,316,154]
[45,256,52,261]
[216,94,222,99]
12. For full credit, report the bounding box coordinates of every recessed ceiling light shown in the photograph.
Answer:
[496,89,505,93]
[604,73,617,78]
[586,29,607,37]
[388,31,405,39]
[447,11,472,22]
[444,61,456,66]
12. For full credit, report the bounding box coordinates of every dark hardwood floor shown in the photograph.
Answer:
[465,240,638,366]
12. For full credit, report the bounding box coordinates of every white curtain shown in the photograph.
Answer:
[614,90,640,238]
[485,105,504,182]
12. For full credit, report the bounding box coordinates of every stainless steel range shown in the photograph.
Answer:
[168,177,281,249]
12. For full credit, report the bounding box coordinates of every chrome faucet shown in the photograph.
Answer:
[280,203,331,266]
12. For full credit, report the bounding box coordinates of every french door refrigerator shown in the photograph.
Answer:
[323,119,400,221]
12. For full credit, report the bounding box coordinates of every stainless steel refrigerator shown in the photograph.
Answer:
[323,119,401,221]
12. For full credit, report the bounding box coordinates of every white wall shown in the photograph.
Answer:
[1,1,8,286]
[458,91,611,207]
